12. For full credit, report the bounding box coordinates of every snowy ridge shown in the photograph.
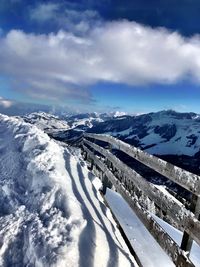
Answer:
[64,112,118,131]
[22,112,114,142]
[23,112,69,132]
[0,114,134,267]
[66,113,104,129]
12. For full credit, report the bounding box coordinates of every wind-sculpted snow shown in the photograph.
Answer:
[0,114,134,267]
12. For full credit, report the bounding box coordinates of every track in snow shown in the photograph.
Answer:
[63,148,135,267]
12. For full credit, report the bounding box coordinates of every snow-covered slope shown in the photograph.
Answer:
[88,110,200,157]
[22,112,115,142]
[65,112,120,131]
[106,189,200,267]
[0,114,134,267]
[65,113,104,130]
[22,112,122,143]
[23,112,69,132]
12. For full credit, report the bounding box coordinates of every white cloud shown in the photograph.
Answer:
[30,3,59,22]
[29,2,100,34]
[0,97,13,108]
[1,20,200,103]
[113,111,127,117]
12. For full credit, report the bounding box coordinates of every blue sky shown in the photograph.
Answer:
[1,0,200,113]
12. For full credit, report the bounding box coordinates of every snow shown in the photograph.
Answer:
[105,189,175,267]
[154,185,181,205]
[70,117,104,129]
[143,113,200,156]
[23,112,69,132]
[104,128,132,137]
[2,112,199,267]
[113,111,127,117]
[152,215,200,267]
[100,110,200,156]
[24,110,200,156]
[105,188,200,267]
[0,114,135,267]
[141,129,165,145]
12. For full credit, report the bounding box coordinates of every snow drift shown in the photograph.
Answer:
[0,114,134,267]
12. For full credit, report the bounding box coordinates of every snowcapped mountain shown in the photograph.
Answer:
[23,112,115,132]
[65,112,104,130]
[21,110,200,159]
[22,112,119,143]
[65,112,123,130]
[88,110,200,157]
[23,112,70,132]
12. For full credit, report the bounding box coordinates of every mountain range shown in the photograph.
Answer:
[88,110,200,157]
[20,109,200,175]
[21,110,200,156]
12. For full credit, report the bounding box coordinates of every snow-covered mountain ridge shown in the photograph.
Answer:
[23,112,70,132]
[23,111,126,133]
[0,114,133,267]
[0,114,84,266]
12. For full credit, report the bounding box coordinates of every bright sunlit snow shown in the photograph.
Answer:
[0,114,135,267]
[106,189,200,267]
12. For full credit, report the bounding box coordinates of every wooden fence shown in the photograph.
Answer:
[79,133,200,267]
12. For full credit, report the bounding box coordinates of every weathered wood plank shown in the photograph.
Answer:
[83,139,200,247]
[181,195,200,255]
[84,133,200,196]
[82,144,195,267]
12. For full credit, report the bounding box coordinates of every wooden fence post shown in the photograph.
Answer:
[84,151,88,161]
[91,159,94,170]
[101,175,109,195]
[180,195,200,256]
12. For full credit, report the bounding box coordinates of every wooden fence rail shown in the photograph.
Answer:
[83,138,200,245]
[84,133,200,195]
[79,133,200,267]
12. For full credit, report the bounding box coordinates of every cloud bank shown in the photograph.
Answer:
[1,20,200,103]
[0,96,13,108]
[30,3,59,23]
[29,2,101,34]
